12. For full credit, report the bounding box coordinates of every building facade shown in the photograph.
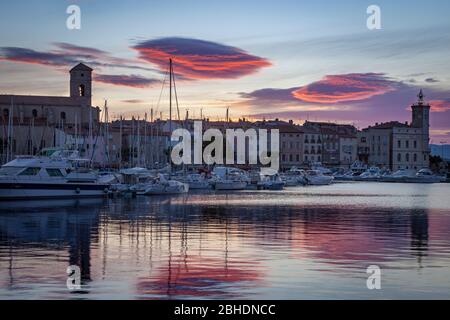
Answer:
[1,63,101,163]
[358,90,430,171]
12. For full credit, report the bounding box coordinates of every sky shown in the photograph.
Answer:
[1,0,450,142]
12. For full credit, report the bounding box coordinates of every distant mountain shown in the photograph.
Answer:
[430,144,450,161]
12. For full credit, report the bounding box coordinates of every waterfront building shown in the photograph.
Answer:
[358,90,430,171]
[303,121,357,166]
[339,134,358,165]
[1,63,101,162]
[0,63,100,126]
[302,126,322,165]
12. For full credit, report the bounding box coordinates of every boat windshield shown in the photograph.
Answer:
[0,166,23,176]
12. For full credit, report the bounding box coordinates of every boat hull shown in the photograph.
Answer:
[215,181,247,190]
[306,177,334,186]
[0,182,110,200]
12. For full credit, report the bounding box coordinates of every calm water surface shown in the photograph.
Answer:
[1,182,450,299]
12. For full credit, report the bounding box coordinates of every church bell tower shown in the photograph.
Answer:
[70,63,93,106]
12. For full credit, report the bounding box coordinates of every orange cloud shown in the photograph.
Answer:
[292,73,397,103]
[430,100,450,112]
[133,37,271,80]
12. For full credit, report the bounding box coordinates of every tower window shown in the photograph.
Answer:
[32,109,38,118]
[78,84,86,97]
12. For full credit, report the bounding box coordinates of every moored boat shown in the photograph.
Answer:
[305,170,334,185]
[0,155,110,200]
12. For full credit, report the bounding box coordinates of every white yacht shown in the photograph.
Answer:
[281,167,308,186]
[182,173,211,190]
[305,170,334,186]
[260,171,285,190]
[212,167,249,191]
[0,155,110,200]
[133,174,189,195]
[381,169,417,182]
[413,169,445,183]
[354,167,381,181]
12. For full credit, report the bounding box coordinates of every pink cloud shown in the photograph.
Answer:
[430,99,450,112]
[292,73,397,103]
[132,37,271,80]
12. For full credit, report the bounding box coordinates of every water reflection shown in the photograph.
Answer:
[1,183,450,299]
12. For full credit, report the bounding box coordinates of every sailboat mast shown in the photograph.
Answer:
[169,58,173,172]
[119,115,123,169]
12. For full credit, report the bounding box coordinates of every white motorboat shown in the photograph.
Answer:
[354,167,381,181]
[381,169,417,182]
[0,155,110,200]
[311,163,333,175]
[212,167,249,191]
[260,171,285,190]
[281,167,308,186]
[179,173,211,190]
[305,170,334,185]
[411,169,445,183]
[133,174,189,195]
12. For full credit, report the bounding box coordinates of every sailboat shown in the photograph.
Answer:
[130,59,189,195]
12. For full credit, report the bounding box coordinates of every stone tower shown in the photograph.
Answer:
[70,63,93,106]
[411,89,431,167]
[411,89,430,130]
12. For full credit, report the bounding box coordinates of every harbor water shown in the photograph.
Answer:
[1,182,450,299]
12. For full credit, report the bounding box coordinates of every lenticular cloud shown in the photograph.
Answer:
[292,73,397,104]
[132,37,271,80]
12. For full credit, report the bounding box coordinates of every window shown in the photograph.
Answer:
[3,109,8,117]
[397,153,402,162]
[414,154,417,162]
[79,84,86,97]
[282,154,286,162]
[414,141,417,149]
[46,168,64,177]
[32,109,38,118]
[406,153,410,162]
[398,140,401,148]
[19,167,40,176]
[60,112,66,120]
[406,141,409,148]
[289,154,293,162]
[296,154,300,162]
[0,167,22,176]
